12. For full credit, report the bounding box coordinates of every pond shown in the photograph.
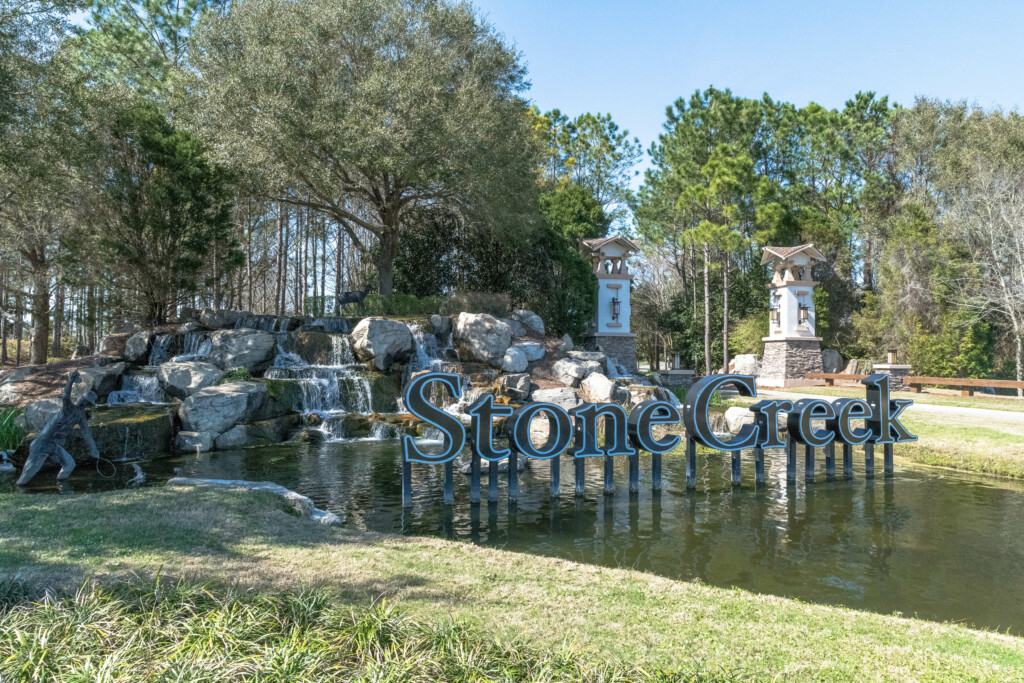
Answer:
[7,440,1024,634]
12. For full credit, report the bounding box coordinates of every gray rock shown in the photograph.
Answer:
[529,387,581,411]
[454,313,512,368]
[75,363,127,402]
[730,353,761,376]
[821,349,844,374]
[511,309,545,336]
[725,406,756,434]
[568,350,608,374]
[580,373,629,404]
[200,308,241,329]
[511,340,544,362]
[350,317,414,372]
[124,332,153,364]
[158,361,225,400]
[175,431,213,453]
[208,329,276,372]
[552,358,602,387]
[213,425,249,450]
[497,373,531,402]
[430,314,452,338]
[559,334,574,352]
[499,317,527,337]
[179,306,199,322]
[18,399,61,433]
[167,476,341,526]
[501,346,528,373]
[178,381,267,436]
[71,343,91,359]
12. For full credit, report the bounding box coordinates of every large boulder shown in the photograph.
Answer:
[725,406,756,434]
[529,387,581,411]
[179,381,267,437]
[199,308,242,329]
[350,318,413,372]
[559,334,574,352]
[580,373,629,404]
[496,373,531,402]
[567,350,608,374]
[552,358,602,387]
[511,341,544,362]
[498,317,527,337]
[454,313,511,368]
[730,354,761,376]
[75,363,127,402]
[501,346,528,373]
[124,332,153,364]
[430,314,452,338]
[511,309,545,336]
[281,331,350,366]
[215,415,300,450]
[822,349,844,374]
[158,361,225,400]
[208,329,276,372]
[17,398,61,433]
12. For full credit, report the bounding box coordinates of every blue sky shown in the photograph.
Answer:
[472,0,1024,181]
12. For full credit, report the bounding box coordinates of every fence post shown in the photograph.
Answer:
[470,452,481,505]
[825,442,835,481]
[686,436,697,490]
[402,458,412,508]
[864,443,875,479]
[786,437,797,484]
[508,448,519,504]
[443,461,454,506]
[843,443,853,480]
[549,453,560,497]
[754,445,765,485]
[805,444,815,482]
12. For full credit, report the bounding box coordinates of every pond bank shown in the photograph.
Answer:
[1,487,1022,680]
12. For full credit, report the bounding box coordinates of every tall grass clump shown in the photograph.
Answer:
[0,579,745,682]
[0,408,23,452]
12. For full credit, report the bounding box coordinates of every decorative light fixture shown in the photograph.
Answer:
[798,304,809,324]
[770,307,780,325]
[610,296,621,321]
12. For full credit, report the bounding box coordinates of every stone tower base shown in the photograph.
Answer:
[585,334,638,375]
[758,338,824,387]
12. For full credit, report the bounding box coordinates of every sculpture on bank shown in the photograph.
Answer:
[334,284,373,315]
[16,370,99,486]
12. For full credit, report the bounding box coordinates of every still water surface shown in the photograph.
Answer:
[9,440,1024,633]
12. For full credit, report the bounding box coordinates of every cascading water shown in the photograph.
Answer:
[107,373,166,404]
[264,337,374,440]
[148,334,174,365]
[172,331,212,362]
[399,323,463,413]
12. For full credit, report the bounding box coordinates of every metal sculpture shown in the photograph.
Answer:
[16,370,99,486]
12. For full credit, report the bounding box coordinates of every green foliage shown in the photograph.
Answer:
[0,409,24,452]
[0,579,749,681]
[94,103,239,324]
[537,181,610,241]
[217,367,251,384]
[440,292,511,319]
[361,294,443,318]
[906,316,995,378]
[729,314,768,356]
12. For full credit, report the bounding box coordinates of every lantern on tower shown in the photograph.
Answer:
[579,235,640,374]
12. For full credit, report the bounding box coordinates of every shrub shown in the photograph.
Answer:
[0,409,23,452]
[729,314,769,357]
[362,293,443,317]
[440,291,511,318]
[217,367,252,384]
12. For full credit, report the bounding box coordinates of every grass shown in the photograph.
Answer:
[218,366,253,384]
[0,408,23,452]
[782,385,1024,413]
[2,487,1023,680]
[1,580,719,682]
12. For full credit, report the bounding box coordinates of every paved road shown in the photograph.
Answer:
[758,389,1024,425]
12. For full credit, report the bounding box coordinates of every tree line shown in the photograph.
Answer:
[633,88,1024,386]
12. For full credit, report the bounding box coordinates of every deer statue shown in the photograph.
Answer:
[334,283,373,315]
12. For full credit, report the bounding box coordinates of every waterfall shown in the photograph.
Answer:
[108,373,166,404]
[265,335,374,440]
[172,332,212,362]
[311,317,349,333]
[148,334,173,365]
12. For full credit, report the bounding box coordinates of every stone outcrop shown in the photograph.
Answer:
[157,361,225,400]
[725,406,755,434]
[559,334,574,352]
[496,373,531,402]
[208,329,276,372]
[499,317,527,337]
[567,350,608,374]
[501,346,528,373]
[74,363,127,402]
[179,381,267,437]
[454,313,511,368]
[511,309,545,335]
[511,341,544,362]
[167,476,342,526]
[529,387,581,411]
[430,314,452,338]
[350,317,414,372]
[730,354,761,376]
[821,349,844,374]
[552,358,602,387]
[281,331,343,366]
[580,373,629,404]
[17,398,61,433]
[124,332,153,364]
[199,308,242,329]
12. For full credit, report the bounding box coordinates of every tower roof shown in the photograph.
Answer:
[760,244,826,265]
[580,235,640,255]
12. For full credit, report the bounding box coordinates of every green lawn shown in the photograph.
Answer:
[783,385,1024,413]
[2,487,1023,681]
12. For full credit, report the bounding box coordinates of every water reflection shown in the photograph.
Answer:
[7,440,1024,633]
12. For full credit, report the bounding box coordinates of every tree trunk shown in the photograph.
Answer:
[722,252,730,374]
[1017,334,1023,399]
[51,283,64,358]
[702,242,711,377]
[378,228,399,297]
[334,220,343,314]
[275,203,285,316]
[15,294,23,367]
[29,260,49,365]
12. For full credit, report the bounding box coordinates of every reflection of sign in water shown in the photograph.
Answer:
[401,372,917,507]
